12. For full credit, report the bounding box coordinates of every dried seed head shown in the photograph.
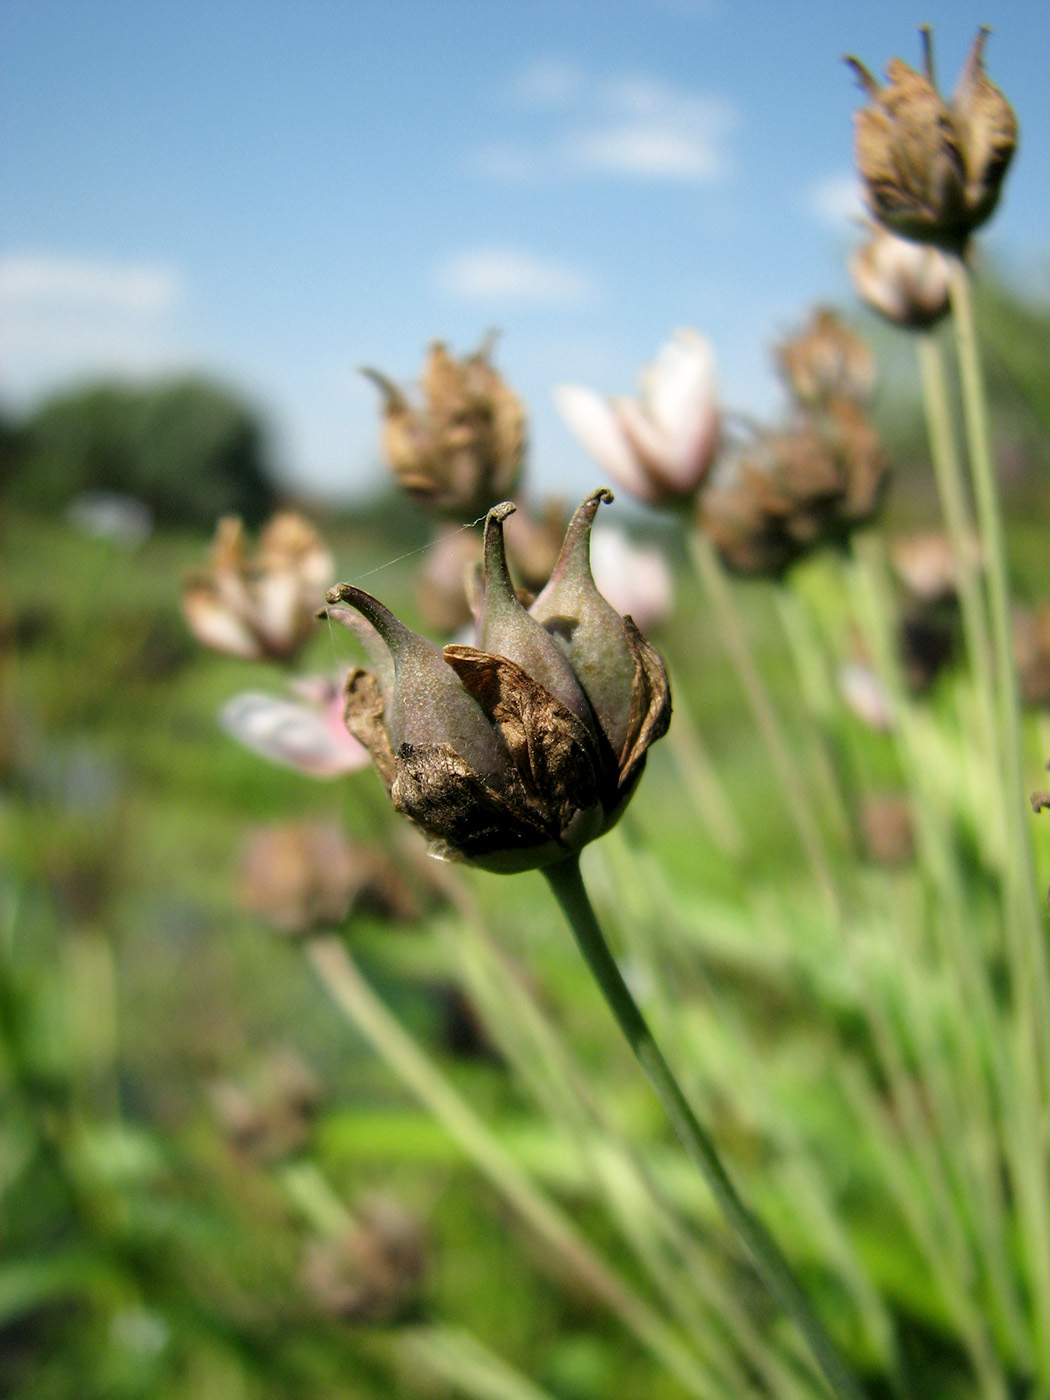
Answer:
[776,309,876,407]
[183,512,332,663]
[326,491,670,872]
[846,27,1017,251]
[363,335,526,517]
[699,404,888,577]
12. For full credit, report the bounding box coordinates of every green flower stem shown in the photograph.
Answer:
[948,256,1050,1378]
[916,331,997,746]
[544,855,866,1400]
[405,1326,563,1400]
[305,935,721,1400]
[436,872,806,1398]
[686,529,840,924]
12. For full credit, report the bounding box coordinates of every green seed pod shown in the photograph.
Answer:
[324,492,671,872]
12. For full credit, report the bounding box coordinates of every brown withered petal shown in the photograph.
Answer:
[444,645,604,833]
[342,668,398,792]
[617,618,672,795]
[951,28,1019,231]
[392,742,551,868]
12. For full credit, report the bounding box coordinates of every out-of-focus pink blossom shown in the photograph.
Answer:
[220,673,370,777]
[589,525,674,632]
[555,329,720,507]
[839,661,893,732]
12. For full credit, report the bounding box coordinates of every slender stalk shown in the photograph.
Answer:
[305,935,721,1400]
[439,875,808,1398]
[544,854,866,1400]
[405,1326,563,1400]
[949,255,1050,1374]
[916,331,996,730]
[686,529,840,923]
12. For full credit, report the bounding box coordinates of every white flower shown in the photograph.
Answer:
[221,675,370,777]
[850,227,950,329]
[555,329,720,506]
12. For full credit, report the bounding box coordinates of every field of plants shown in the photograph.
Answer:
[4,25,1050,1400]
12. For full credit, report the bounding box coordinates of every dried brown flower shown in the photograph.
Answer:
[302,1196,427,1324]
[846,27,1017,251]
[700,407,888,577]
[183,513,333,663]
[775,309,875,408]
[326,490,671,872]
[237,821,420,936]
[209,1049,321,1164]
[363,335,526,517]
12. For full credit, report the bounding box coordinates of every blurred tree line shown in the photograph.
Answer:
[0,376,276,528]
[0,272,1046,535]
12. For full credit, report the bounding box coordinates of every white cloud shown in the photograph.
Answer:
[0,253,182,315]
[435,248,596,306]
[808,171,866,231]
[568,123,721,180]
[0,252,189,403]
[508,59,584,108]
[482,66,736,185]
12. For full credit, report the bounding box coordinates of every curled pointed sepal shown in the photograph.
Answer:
[530,488,638,757]
[616,619,672,798]
[326,583,508,779]
[478,502,594,729]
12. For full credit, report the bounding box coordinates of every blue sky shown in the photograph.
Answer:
[3,0,1048,503]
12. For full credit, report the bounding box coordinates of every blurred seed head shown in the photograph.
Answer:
[776,308,876,408]
[209,1049,321,1164]
[846,27,1017,251]
[363,335,526,518]
[700,406,888,577]
[183,512,333,663]
[859,794,915,866]
[555,329,720,507]
[301,1196,427,1324]
[237,821,421,936]
[325,490,670,873]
